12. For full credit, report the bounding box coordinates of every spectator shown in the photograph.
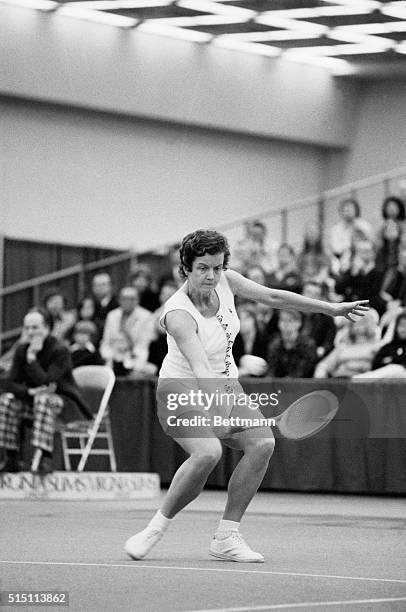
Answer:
[65,296,103,347]
[43,288,76,342]
[355,310,406,379]
[268,244,301,293]
[69,321,104,369]
[232,220,278,275]
[246,265,267,286]
[267,309,318,378]
[314,309,380,378]
[129,266,160,312]
[100,286,154,373]
[375,196,405,271]
[233,304,269,374]
[335,240,385,316]
[329,198,373,269]
[301,281,336,360]
[92,272,119,330]
[167,244,183,288]
[0,308,91,473]
[299,221,335,289]
[380,244,406,306]
[147,280,178,372]
[254,302,279,342]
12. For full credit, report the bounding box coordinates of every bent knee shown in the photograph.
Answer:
[192,445,222,470]
[249,436,275,458]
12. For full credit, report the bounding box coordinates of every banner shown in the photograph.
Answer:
[0,472,160,500]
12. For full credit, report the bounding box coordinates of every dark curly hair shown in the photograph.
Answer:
[339,198,360,218]
[178,229,230,280]
[381,196,405,221]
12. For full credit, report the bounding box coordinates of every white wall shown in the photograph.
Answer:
[343,78,406,183]
[1,99,327,251]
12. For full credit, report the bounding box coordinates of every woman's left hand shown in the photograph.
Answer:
[330,300,370,322]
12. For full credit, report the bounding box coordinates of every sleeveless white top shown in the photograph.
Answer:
[159,272,240,379]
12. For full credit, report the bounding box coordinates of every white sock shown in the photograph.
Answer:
[148,510,172,532]
[216,519,240,535]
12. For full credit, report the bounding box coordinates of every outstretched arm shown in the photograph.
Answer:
[225,269,369,322]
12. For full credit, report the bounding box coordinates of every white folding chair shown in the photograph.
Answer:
[61,366,116,472]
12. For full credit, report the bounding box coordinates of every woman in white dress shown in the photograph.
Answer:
[125,229,368,563]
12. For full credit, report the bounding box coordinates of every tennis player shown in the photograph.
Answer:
[125,229,368,563]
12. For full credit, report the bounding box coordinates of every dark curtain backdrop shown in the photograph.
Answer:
[12,377,401,495]
[2,238,122,348]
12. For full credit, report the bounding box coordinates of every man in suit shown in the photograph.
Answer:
[100,286,154,374]
[92,272,119,330]
[301,281,336,361]
[0,308,91,473]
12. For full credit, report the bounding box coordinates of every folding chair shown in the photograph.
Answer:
[61,365,116,472]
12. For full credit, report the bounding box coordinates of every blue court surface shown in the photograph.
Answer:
[1,491,406,611]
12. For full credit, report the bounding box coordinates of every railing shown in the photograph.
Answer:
[1,165,406,352]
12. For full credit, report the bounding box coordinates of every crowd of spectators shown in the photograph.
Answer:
[2,195,406,382]
[3,195,406,474]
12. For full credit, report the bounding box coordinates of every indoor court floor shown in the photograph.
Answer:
[1,491,406,611]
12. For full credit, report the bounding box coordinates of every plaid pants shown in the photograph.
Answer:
[0,392,64,453]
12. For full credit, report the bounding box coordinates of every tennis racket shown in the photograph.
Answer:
[274,390,339,440]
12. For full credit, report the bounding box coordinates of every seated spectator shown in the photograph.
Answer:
[233,304,269,374]
[128,265,160,312]
[354,310,406,379]
[100,286,154,373]
[0,308,91,473]
[314,310,380,378]
[147,280,178,372]
[329,198,373,268]
[299,221,335,290]
[167,244,183,288]
[380,244,406,307]
[231,220,278,275]
[246,265,267,286]
[92,272,119,331]
[43,288,76,342]
[254,302,279,343]
[335,240,385,315]
[375,196,405,271]
[108,331,137,377]
[69,321,104,369]
[65,296,103,347]
[267,309,318,378]
[268,244,301,294]
[301,281,336,361]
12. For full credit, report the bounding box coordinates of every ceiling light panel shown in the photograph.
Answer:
[254,15,328,35]
[58,6,138,26]
[138,21,213,41]
[61,1,173,9]
[213,37,281,57]
[381,2,406,20]
[0,0,58,9]
[332,21,406,35]
[176,1,256,19]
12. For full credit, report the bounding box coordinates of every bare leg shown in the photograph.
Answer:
[222,428,275,522]
[161,436,222,518]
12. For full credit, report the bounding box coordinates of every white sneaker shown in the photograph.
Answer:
[209,530,264,563]
[124,528,163,560]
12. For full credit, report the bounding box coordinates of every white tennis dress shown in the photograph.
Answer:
[159,272,240,379]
